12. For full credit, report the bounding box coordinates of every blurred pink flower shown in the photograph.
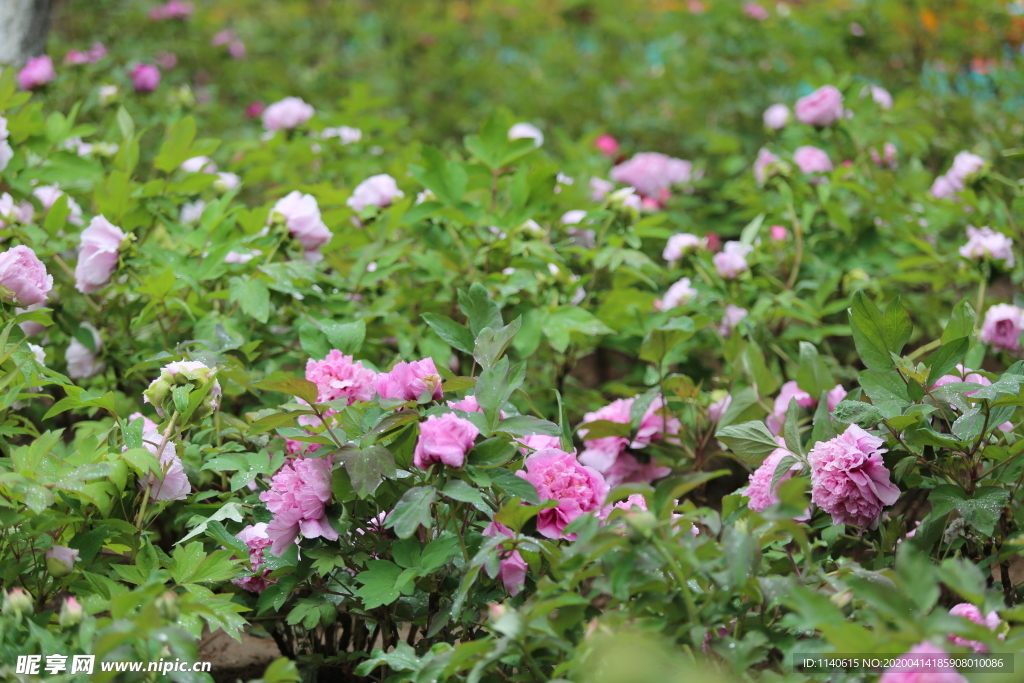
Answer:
[611,152,694,197]
[948,603,1001,652]
[18,56,55,90]
[262,97,314,130]
[795,85,844,127]
[762,103,789,129]
[482,522,528,594]
[347,174,404,212]
[594,134,619,156]
[713,241,752,279]
[746,439,802,511]
[877,642,967,683]
[75,215,127,294]
[793,145,833,176]
[959,226,1014,266]
[130,64,161,93]
[980,303,1024,352]
[149,0,193,20]
[233,523,276,593]
[270,191,332,259]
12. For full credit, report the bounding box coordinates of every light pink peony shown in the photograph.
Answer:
[516,449,609,539]
[594,134,619,156]
[18,56,56,90]
[877,642,967,683]
[149,0,193,20]
[713,241,753,279]
[305,350,376,405]
[793,146,833,176]
[482,522,528,595]
[610,152,694,198]
[654,277,697,311]
[75,215,127,294]
[180,156,216,174]
[517,433,562,454]
[598,493,648,521]
[33,185,84,226]
[980,304,1024,352]
[262,97,314,131]
[346,174,404,212]
[753,147,780,185]
[45,545,80,574]
[959,226,1014,267]
[949,152,985,182]
[947,603,1001,652]
[270,191,332,259]
[807,424,900,528]
[413,413,479,469]
[762,104,789,129]
[746,440,803,511]
[578,396,676,487]
[374,358,443,402]
[663,233,703,265]
[132,414,190,501]
[17,302,48,337]
[767,381,816,435]
[0,246,53,306]
[64,43,107,66]
[130,64,160,93]
[931,174,961,199]
[261,457,337,556]
[743,2,769,20]
[578,398,633,470]
[708,395,732,423]
[794,85,844,127]
[719,305,748,335]
[232,523,276,593]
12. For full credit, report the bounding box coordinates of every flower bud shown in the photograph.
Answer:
[624,510,658,541]
[607,187,641,222]
[45,545,80,577]
[143,360,221,420]
[59,596,83,627]
[3,588,34,617]
[155,591,179,621]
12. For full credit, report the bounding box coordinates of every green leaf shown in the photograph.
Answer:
[640,316,703,363]
[716,421,779,466]
[421,534,461,571]
[458,283,503,338]
[858,369,911,418]
[543,306,614,353]
[441,480,488,512]
[493,414,560,437]
[832,400,885,429]
[925,337,970,388]
[849,291,894,371]
[342,446,396,498]
[228,277,270,324]
[412,146,468,206]
[154,116,197,173]
[488,467,539,504]
[422,313,475,354]
[467,437,517,467]
[474,317,522,368]
[354,561,406,609]
[254,376,319,405]
[796,342,834,399]
[319,319,365,355]
[741,342,780,397]
[809,389,838,447]
[177,501,246,545]
[929,485,1009,536]
[386,486,437,539]
[782,398,804,457]
[883,296,913,357]
[942,300,976,345]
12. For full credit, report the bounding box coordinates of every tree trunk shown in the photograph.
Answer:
[0,0,53,67]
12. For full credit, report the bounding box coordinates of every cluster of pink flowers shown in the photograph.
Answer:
[262,97,315,131]
[713,241,753,279]
[807,425,900,528]
[261,457,337,556]
[980,303,1024,353]
[413,413,480,469]
[794,85,844,127]
[75,215,127,293]
[610,152,695,198]
[131,64,161,93]
[149,0,193,20]
[0,245,53,307]
[64,43,108,66]
[959,226,1014,267]
[129,413,190,502]
[375,358,442,402]
[269,191,332,262]
[347,174,404,212]
[233,523,276,593]
[578,396,678,487]
[931,151,986,199]
[517,448,609,539]
[18,55,56,90]
[305,350,376,404]
[870,142,898,169]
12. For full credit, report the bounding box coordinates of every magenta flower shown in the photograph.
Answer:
[808,425,900,528]
[262,97,314,131]
[261,457,337,556]
[877,642,967,683]
[413,413,479,469]
[826,384,848,412]
[305,350,376,405]
[980,303,1024,352]
[18,56,55,90]
[947,603,1001,652]
[347,174,404,212]
[794,85,844,127]
[75,215,127,294]
[232,523,276,594]
[482,522,528,595]
[746,439,802,512]
[516,449,608,539]
[743,2,769,20]
[766,380,815,434]
[374,358,443,402]
[130,64,161,93]
[0,245,53,306]
[598,493,648,521]
[594,134,619,157]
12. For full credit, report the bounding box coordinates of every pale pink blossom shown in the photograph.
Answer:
[713,241,752,279]
[594,134,619,156]
[44,545,80,574]
[508,122,543,147]
[795,85,844,127]
[347,174,404,212]
[33,185,84,225]
[763,104,789,129]
[662,233,703,265]
[180,156,216,174]
[232,523,275,593]
[708,395,731,423]
[414,413,479,469]
[130,413,189,501]
[305,350,376,404]
[877,642,967,683]
[743,3,769,20]
[980,304,1024,352]
[719,305,747,335]
[0,246,53,306]
[610,152,694,197]
[864,84,894,109]
[753,147,780,185]
[767,381,816,434]
[561,210,587,225]
[517,434,562,454]
[654,277,697,311]
[590,177,614,201]
[578,396,676,487]
[746,440,802,511]
[261,457,337,556]
[793,146,833,176]
[827,385,848,412]
[808,425,900,528]
[270,191,332,259]
[516,449,609,539]
[959,226,1014,267]
[947,603,1001,652]
[149,0,193,20]
[482,522,528,594]
[75,215,127,294]
[374,358,443,402]
[262,97,314,131]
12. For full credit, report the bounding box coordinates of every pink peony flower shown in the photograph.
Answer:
[33,185,83,225]
[980,304,1024,352]
[827,384,848,412]
[346,174,404,212]
[75,215,127,294]
[270,191,332,259]
[18,56,56,90]
[261,457,337,556]
[516,449,609,539]
[959,226,1014,267]
[808,424,901,528]
[713,241,753,279]
[594,134,619,156]
[305,350,376,405]
[0,245,53,306]
[149,0,193,20]
[746,440,803,511]
[180,156,216,174]
[45,545,80,574]
[232,523,276,593]
[132,414,190,501]
[518,433,562,454]
[719,305,748,335]
[598,493,648,521]
[770,225,788,241]
[743,2,769,20]
[947,603,1001,652]
[877,642,967,683]
[246,101,266,119]
[610,152,694,198]
[413,413,479,469]
[482,522,528,594]
[508,122,543,147]
[870,142,898,169]
[708,395,731,423]
[949,152,985,182]
[795,85,844,127]
[262,97,314,131]
[662,233,703,265]
[578,396,676,487]
[793,146,833,176]
[865,84,894,110]
[561,210,587,225]
[762,103,790,129]
[654,277,697,311]
[931,174,961,199]
[155,51,177,70]
[753,147,780,185]
[931,366,1013,431]
[130,64,161,93]
[590,177,614,201]
[17,302,48,337]
[374,358,443,402]
[66,324,105,379]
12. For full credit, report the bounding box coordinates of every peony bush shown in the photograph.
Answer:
[2,0,1024,681]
